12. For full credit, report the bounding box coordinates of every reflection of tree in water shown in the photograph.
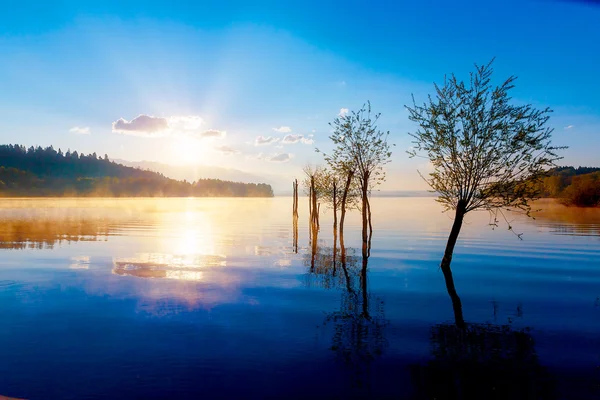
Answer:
[532,201,600,237]
[412,263,555,399]
[304,229,388,383]
[0,217,113,249]
[411,322,555,400]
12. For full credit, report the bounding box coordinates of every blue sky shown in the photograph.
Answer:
[1,0,599,189]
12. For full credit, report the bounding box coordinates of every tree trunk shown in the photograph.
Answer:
[308,185,312,222]
[367,196,373,238]
[310,226,318,273]
[332,180,337,236]
[332,225,337,277]
[339,171,354,252]
[311,176,318,229]
[361,173,369,249]
[339,171,353,266]
[441,200,467,329]
[317,203,320,229]
[366,196,373,257]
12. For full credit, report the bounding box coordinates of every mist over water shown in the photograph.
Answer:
[0,197,599,399]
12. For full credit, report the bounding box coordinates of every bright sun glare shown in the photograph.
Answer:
[173,137,207,165]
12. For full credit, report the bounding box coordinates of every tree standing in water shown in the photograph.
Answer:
[406,60,564,327]
[320,103,392,253]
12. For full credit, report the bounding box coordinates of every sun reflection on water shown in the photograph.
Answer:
[113,253,226,281]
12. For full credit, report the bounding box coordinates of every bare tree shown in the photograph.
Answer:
[319,102,393,251]
[302,164,328,231]
[406,60,564,327]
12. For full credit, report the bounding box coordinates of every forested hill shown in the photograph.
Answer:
[538,166,600,207]
[0,144,273,197]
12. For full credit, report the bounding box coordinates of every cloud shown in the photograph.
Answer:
[111,114,224,139]
[214,145,241,155]
[281,134,314,145]
[248,152,293,162]
[112,115,169,135]
[255,136,280,146]
[262,153,292,162]
[339,108,349,117]
[70,126,90,135]
[168,115,205,131]
[564,125,574,130]
[197,129,226,138]
[273,126,292,133]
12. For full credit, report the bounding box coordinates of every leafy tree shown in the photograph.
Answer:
[406,61,564,327]
[320,102,392,249]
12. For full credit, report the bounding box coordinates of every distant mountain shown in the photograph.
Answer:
[113,159,289,192]
[0,145,273,197]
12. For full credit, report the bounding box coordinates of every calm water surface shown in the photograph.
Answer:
[1,197,599,399]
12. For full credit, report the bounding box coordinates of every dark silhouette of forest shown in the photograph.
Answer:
[537,166,600,206]
[0,144,273,197]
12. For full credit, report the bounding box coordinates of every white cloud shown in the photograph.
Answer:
[197,129,226,139]
[564,125,574,130]
[281,134,314,145]
[249,152,293,162]
[339,108,349,117]
[214,145,240,155]
[112,115,169,136]
[111,114,224,139]
[255,136,280,146]
[264,153,292,162]
[70,126,90,135]
[273,126,292,133]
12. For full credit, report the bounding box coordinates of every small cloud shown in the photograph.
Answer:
[273,126,292,133]
[311,129,316,133]
[70,126,90,135]
[214,145,240,155]
[564,125,574,130]
[338,81,347,87]
[339,108,349,117]
[198,129,226,138]
[265,153,292,162]
[281,134,314,145]
[249,152,293,162]
[112,115,169,136]
[255,136,280,146]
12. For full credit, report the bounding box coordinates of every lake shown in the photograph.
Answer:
[1,197,599,399]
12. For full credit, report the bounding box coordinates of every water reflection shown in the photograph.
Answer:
[1,197,599,399]
[411,322,555,400]
[304,231,388,384]
[0,216,113,249]
[113,253,226,281]
[532,200,600,237]
[412,268,556,399]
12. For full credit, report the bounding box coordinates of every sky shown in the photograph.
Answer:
[1,0,599,190]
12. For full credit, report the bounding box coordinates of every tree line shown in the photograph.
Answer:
[0,144,273,197]
[536,167,600,207]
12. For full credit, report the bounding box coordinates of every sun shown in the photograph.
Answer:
[172,136,208,165]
